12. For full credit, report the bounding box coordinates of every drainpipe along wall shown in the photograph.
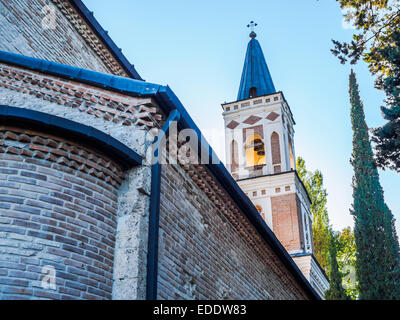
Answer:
[146,109,181,300]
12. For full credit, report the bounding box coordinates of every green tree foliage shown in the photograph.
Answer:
[325,233,350,300]
[336,227,358,299]
[349,70,400,299]
[297,158,355,298]
[332,0,400,172]
[371,32,400,172]
[296,157,330,272]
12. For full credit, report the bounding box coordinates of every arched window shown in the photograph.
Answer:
[231,140,239,173]
[271,132,281,173]
[271,132,281,165]
[249,87,257,98]
[245,134,266,167]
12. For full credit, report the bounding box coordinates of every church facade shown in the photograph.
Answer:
[0,0,326,300]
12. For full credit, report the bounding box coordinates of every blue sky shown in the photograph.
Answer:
[84,0,400,233]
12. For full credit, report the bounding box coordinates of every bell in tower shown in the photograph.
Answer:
[221,22,329,298]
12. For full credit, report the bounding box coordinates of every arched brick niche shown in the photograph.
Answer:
[0,107,141,300]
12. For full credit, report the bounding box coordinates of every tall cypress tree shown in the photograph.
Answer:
[325,232,349,300]
[349,70,400,300]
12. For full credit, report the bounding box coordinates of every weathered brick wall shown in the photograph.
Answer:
[271,193,304,253]
[0,57,313,299]
[0,63,162,299]
[158,163,309,300]
[0,0,124,76]
[0,126,124,300]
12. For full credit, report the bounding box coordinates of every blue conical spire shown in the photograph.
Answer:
[237,32,276,101]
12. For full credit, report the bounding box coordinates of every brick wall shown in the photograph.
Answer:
[158,163,310,300]
[0,57,313,300]
[271,193,304,253]
[0,126,123,299]
[0,125,125,299]
[0,0,123,76]
[0,62,161,299]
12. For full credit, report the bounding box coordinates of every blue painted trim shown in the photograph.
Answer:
[0,51,319,299]
[70,0,143,80]
[146,109,181,300]
[0,105,142,169]
[0,51,158,97]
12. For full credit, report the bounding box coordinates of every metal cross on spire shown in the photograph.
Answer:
[247,21,258,38]
[247,21,257,32]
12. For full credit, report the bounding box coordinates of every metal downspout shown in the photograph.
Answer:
[146,109,181,300]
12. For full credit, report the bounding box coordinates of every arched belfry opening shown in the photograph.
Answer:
[245,134,266,167]
[249,87,257,98]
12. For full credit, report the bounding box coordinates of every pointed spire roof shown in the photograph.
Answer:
[237,32,276,101]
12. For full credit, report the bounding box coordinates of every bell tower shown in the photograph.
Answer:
[222,23,329,297]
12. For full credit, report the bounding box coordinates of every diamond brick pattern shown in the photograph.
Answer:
[227,120,240,130]
[243,115,262,125]
[266,112,280,121]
